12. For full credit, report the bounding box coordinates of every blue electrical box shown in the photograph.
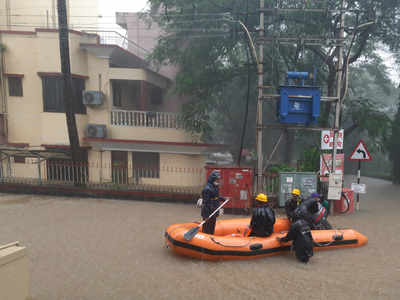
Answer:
[278,72,321,125]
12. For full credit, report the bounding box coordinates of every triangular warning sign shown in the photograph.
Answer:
[348,140,372,161]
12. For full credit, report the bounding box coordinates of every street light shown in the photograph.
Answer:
[223,15,259,65]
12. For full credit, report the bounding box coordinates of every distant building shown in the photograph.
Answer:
[116,12,178,80]
[0,0,100,31]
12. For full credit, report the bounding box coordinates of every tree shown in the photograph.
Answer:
[146,0,400,165]
[389,100,400,184]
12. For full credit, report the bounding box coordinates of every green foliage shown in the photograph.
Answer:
[266,164,296,174]
[298,146,320,172]
[146,0,400,167]
[389,101,400,184]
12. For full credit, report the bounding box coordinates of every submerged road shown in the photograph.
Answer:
[0,176,398,300]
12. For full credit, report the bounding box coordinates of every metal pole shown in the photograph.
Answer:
[330,0,344,213]
[357,160,361,210]
[256,0,264,194]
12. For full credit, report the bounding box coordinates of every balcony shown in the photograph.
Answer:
[111,110,183,129]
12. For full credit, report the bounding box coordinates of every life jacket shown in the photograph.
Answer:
[311,203,326,224]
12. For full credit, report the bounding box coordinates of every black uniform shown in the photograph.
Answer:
[280,219,314,263]
[284,197,301,222]
[249,205,276,237]
[201,171,224,234]
[297,198,332,230]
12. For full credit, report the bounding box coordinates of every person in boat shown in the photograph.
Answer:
[201,170,225,234]
[276,218,314,263]
[295,192,332,230]
[249,193,275,237]
[284,188,302,223]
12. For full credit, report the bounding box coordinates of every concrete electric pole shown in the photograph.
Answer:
[57,0,82,180]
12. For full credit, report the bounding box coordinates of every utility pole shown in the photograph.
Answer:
[330,0,345,212]
[256,0,265,193]
[57,0,82,176]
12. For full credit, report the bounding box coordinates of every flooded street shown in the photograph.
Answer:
[0,176,399,300]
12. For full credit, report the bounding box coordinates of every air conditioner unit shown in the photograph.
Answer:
[82,91,105,106]
[86,124,107,138]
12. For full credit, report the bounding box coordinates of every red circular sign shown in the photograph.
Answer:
[323,134,330,144]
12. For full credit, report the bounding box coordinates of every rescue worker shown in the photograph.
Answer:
[276,218,314,263]
[249,193,276,237]
[296,192,332,230]
[285,188,302,222]
[201,170,225,234]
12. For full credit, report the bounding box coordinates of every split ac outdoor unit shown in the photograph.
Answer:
[86,124,107,138]
[82,91,105,106]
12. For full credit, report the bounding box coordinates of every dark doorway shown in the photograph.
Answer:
[112,151,128,184]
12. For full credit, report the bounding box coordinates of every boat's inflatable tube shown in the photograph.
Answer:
[165,218,368,261]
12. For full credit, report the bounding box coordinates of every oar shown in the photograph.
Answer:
[184,198,230,241]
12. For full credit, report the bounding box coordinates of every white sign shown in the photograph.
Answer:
[349,140,372,161]
[321,129,344,150]
[351,183,366,194]
[328,174,343,200]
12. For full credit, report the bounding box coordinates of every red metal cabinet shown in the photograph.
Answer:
[205,166,253,212]
[333,188,354,214]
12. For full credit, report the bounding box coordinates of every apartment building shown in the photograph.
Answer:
[0,27,221,189]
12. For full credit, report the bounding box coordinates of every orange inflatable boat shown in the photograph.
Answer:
[165,218,368,261]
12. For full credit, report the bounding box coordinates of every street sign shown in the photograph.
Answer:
[348,140,372,161]
[351,183,366,194]
[321,129,344,150]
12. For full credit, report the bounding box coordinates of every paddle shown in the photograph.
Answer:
[184,198,230,241]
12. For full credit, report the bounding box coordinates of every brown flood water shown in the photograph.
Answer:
[0,176,399,300]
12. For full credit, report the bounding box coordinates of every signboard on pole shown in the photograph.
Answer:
[351,183,366,194]
[320,154,345,182]
[348,140,372,211]
[321,129,344,150]
[328,174,343,200]
[348,140,372,161]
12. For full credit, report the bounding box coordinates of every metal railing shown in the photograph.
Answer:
[111,110,183,129]
[0,160,204,195]
[83,30,150,59]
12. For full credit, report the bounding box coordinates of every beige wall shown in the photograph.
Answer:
[86,150,206,187]
[0,0,100,31]
[10,157,41,179]
[2,31,92,146]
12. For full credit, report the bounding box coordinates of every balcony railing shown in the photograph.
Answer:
[111,110,183,129]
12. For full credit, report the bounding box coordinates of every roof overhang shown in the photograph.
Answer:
[83,138,226,155]
[80,43,148,68]
[0,147,72,160]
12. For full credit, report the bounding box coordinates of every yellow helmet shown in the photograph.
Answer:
[292,188,301,196]
[256,193,268,202]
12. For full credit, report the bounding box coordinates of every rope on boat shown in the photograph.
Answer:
[210,236,252,248]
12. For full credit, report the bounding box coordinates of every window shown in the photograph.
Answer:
[133,152,160,178]
[42,76,86,114]
[150,85,163,105]
[112,81,122,107]
[8,77,23,97]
